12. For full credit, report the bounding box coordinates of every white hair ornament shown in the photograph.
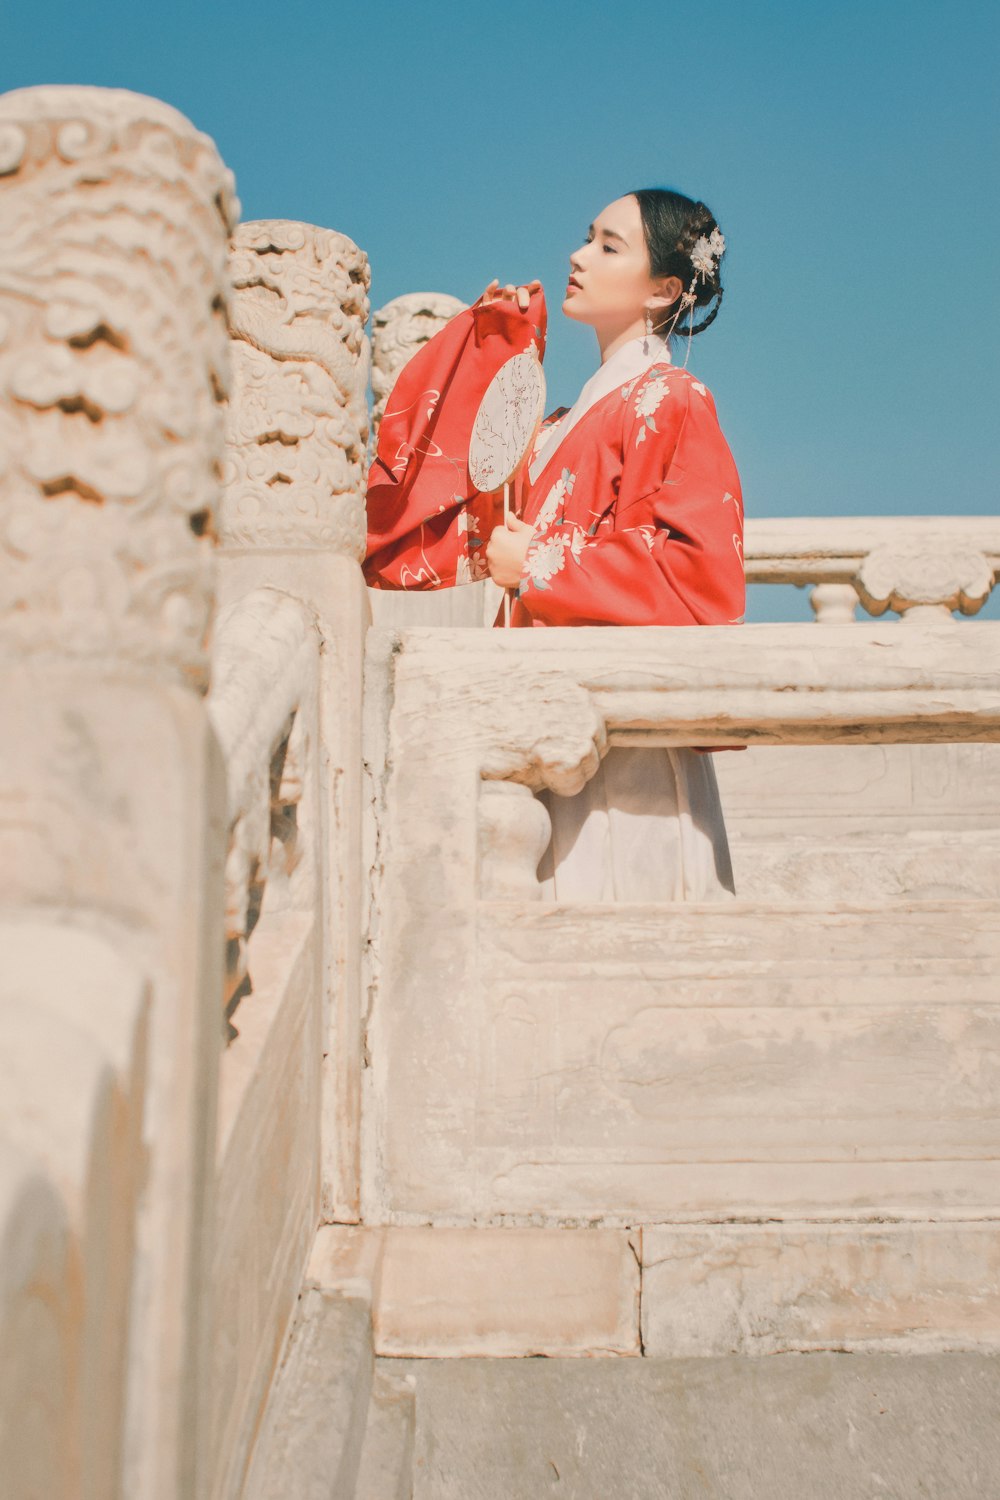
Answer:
[690,226,726,278]
[673,225,725,367]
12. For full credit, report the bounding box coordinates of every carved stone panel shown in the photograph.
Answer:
[0,86,237,690]
[222,220,371,555]
[715,741,1000,902]
[364,625,1000,1230]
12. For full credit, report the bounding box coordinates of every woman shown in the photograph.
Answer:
[365,188,744,900]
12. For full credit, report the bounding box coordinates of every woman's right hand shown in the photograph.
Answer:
[480,277,541,312]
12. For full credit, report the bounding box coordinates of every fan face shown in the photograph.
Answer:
[469,350,547,493]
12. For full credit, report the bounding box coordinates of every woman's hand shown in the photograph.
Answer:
[486,512,535,588]
[480,277,541,312]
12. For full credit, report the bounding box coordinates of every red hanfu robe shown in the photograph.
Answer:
[365,289,548,590]
[364,292,745,634]
[366,292,745,886]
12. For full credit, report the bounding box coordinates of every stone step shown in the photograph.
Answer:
[394,1352,1000,1500]
[243,1288,373,1500]
[353,1368,416,1500]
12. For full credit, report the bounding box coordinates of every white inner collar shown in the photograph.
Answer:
[528,332,671,483]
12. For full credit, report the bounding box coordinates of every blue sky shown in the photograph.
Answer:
[4,0,998,620]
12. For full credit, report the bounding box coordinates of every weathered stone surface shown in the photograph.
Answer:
[744,514,1000,588]
[363,622,1000,1309]
[0,670,228,1500]
[209,589,320,1021]
[856,539,994,619]
[373,1227,641,1357]
[0,925,149,1500]
[0,1140,77,1500]
[368,890,1000,1222]
[209,913,321,1500]
[715,741,1000,902]
[220,213,373,1214]
[306,1223,386,1305]
[369,580,491,628]
[218,550,370,1224]
[478,780,552,900]
[397,1353,1000,1500]
[0,84,233,1500]
[641,1222,1000,1356]
[809,581,859,622]
[354,1368,416,1500]
[243,1288,374,1500]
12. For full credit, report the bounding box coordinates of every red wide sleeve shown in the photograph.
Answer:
[364,289,547,589]
[517,374,745,628]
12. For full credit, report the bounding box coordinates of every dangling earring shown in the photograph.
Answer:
[643,306,653,355]
[680,281,699,369]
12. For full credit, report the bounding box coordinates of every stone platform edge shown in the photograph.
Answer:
[306,1219,1000,1359]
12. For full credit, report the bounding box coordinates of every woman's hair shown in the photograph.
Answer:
[630,187,725,337]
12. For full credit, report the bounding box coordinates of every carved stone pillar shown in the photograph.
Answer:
[220,220,372,1222]
[0,87,234,687]
[222,219,370,554]
[0,85,236,1500]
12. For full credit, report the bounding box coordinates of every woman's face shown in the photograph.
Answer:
[562,194,677,333]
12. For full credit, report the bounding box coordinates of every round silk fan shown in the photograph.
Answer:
[469,348,546,624]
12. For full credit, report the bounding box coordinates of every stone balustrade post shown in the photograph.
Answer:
[0,85,236,1500]
[744,519,1000,623]
[220,220,372,1221]
[478,781,552,900]
[809,582,859,623]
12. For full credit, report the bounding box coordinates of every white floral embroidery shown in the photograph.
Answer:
[632,374,672,447]
[634,376,670,420]
[525,534,568,587]
[691,381,708,397]
[533,467,575,533]
[523,522,589,589]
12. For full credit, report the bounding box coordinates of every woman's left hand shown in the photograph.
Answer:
[486,512,534,588]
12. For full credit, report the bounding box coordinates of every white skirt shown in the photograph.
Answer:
[536,746,736,902]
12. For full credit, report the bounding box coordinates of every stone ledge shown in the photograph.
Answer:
[642,1220,1000,1356]
[371,1226,641,1358]
[307,1222,386,1307]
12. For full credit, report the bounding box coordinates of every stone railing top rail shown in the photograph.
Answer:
[378,622,1000,789]
[744,515,1000,573]
[743,517,1000,619]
